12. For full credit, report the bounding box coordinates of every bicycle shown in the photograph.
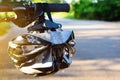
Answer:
[0,1,75,76]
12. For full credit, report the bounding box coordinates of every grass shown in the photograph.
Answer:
[0,22,11,36]
[0,12,14,36]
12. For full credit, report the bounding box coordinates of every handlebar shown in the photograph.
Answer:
[0,3,70,12]
[0,3,70,27]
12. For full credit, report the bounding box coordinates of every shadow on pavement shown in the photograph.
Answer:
[74,36,120,60]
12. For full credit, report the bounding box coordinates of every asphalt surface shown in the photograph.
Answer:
[0,19,120,80]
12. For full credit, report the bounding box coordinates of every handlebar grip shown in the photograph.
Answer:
[36,3,70,12]
[48,3,70,12]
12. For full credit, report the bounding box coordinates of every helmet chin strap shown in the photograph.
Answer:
[63,53,72,64]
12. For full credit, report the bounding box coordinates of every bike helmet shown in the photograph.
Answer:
[8,30,75,76]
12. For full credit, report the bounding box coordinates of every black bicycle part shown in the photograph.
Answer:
[0,3,70,12]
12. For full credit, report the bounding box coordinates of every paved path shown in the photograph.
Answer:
[0,19,120,80]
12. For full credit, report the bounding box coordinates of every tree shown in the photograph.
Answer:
[72,0,120,21]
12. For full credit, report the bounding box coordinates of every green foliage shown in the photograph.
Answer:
[0,22,11,36]
[72,0,120,21]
